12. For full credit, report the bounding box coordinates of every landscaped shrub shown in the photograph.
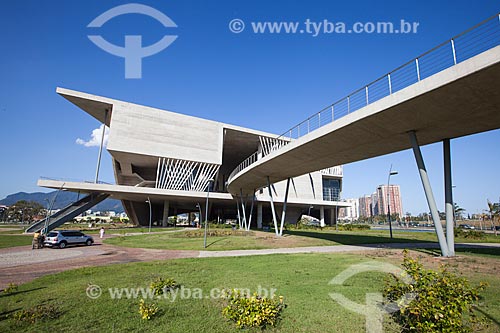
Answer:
[337,224,371,231]
[3,282,18,294]
[221,289,285,329]
[138,299,158,320]
[384,250,488,332]
[454,228,485,239]
[150,276,178,295]
[285,219,319,230]
[208,222,234,229]
[173,230,253,238]
[10,303,60,323]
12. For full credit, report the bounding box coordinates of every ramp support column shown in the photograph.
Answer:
[236,202,242,229]
[279,178,291,236]
[409,131,449,257]
[239,189,248,230]
[444,139,455,256]
[267,176,280,236]
[247,193,255,231]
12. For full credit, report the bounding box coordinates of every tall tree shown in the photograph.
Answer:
[487,200,499,234]
[7,200,44,223]
[453,203,465,221]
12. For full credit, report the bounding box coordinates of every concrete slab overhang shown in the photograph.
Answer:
[37,179,348,208]
[57,87,113,126]
[228,46,500,195]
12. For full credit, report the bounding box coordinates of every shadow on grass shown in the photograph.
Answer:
[455,246,500,257]
[0,307,22,321]
[401,245,500,257]
[284,230,435,246]
[475,306,500,328]
[206,238,228,248]
[0,287,46,298]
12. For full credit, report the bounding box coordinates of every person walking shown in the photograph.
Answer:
[99,227,105,239]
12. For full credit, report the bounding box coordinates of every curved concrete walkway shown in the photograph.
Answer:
[1,240,498,289]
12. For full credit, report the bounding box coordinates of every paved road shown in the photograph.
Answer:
[1,239,498,289]
[0,238,197,289]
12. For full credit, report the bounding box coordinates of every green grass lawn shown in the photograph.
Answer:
[83,226,178,235]
[0,251,498,332]
[0,234,32,249]
[104,228,500,251]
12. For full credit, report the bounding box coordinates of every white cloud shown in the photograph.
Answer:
[76,124,109,147]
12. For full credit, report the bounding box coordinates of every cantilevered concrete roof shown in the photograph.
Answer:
[56,87,284,140]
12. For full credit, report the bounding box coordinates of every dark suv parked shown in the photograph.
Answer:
[44,230,94,249]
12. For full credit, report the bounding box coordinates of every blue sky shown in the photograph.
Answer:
[0,0,498,215]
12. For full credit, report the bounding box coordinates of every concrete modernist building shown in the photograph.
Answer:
[35,88,348,230]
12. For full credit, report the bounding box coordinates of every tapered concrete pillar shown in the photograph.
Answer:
[444,139,455,256]
[320,206,325,227]
[409,131,449,257]
[257,203,263,229]
[162,200,169,227]
[267,176,279,236]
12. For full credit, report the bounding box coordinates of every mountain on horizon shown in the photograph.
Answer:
[0,191,124,213]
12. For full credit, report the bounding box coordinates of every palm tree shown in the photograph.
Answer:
[454,203,465,221]
[487,200,499,235]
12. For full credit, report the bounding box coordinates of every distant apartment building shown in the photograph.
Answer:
[376,184,403,218]
[338,198,359,221]
[358,185,403,218]
[358,195,372,218]
[371,192,379,216]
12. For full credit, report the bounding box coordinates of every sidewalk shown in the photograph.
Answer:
[1,241,498,289]
[198,242,500,258]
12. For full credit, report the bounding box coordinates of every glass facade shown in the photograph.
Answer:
[323,178,341,201]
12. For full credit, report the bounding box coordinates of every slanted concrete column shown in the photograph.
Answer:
[257,203,263,229]
[162,200,169,227]
[444,139,455,256]
[409,131,449,257]
[320,206,325,227]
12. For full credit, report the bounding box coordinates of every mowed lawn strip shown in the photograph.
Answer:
[0,251,498,332]
[104,228,500,251]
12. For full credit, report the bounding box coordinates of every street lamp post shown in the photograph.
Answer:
[387,165,398,239]
[452,185,457,227]
[204,179,214,249]
[146,197,152,233]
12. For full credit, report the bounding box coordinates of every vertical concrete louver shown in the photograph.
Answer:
[155,157,220,192]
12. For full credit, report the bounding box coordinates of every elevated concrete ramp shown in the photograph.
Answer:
[228,46,500,195]
[26,193,109,233]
